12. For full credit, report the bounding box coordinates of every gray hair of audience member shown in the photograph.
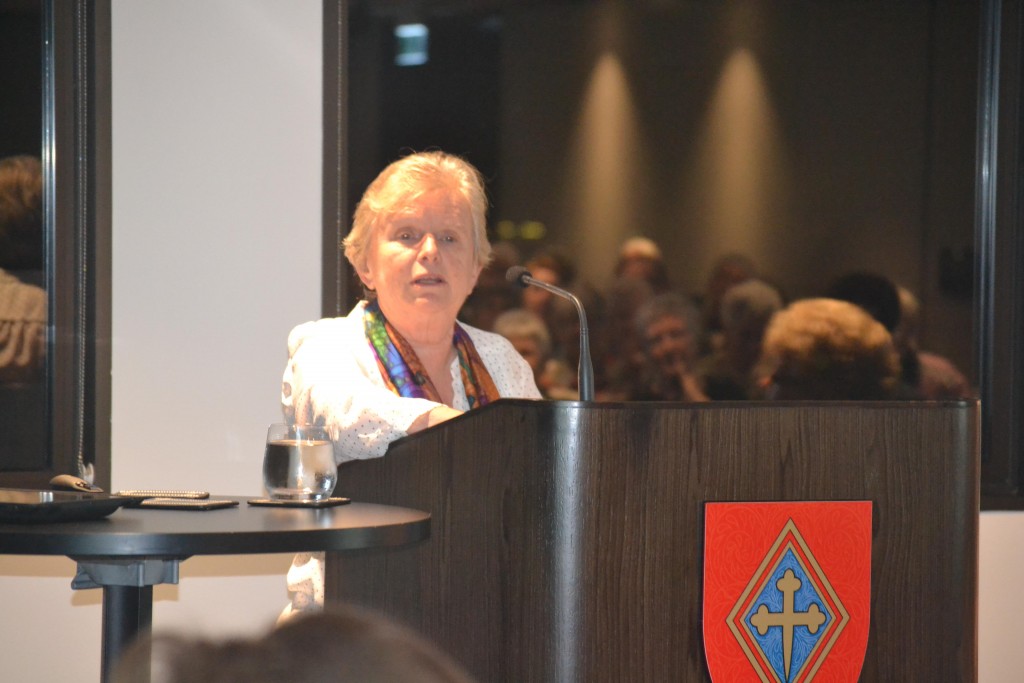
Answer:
[492,308,552,358]
[720,279,784,333]
[634,291,703,343]
[758,298,900,400]
[342,150,492,274]
[113,606,477,683]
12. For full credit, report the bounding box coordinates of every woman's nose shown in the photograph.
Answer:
[418,233,439,260]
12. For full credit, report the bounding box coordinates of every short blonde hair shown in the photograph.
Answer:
[343,151,492,274]
[760,298,900,400]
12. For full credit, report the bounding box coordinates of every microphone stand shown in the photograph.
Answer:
[507,268,595,401]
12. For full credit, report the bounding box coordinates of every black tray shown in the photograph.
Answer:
[0,488,131,523]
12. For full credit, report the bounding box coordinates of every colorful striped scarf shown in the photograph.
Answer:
[363,300,500,409]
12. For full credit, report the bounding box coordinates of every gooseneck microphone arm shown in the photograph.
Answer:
[506,266,595,402]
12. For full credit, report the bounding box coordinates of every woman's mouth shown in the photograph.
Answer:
[413,275,445,286]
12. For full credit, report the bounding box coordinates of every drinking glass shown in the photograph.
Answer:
[262,423,338,501]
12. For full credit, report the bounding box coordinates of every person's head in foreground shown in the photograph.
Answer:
[757,298,900,400]
[343,150,491,341]
[0,155,44,271]
[113,605,477,683]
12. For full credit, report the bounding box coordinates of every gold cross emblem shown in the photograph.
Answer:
[750,569,827,680]
[727,519,849,682]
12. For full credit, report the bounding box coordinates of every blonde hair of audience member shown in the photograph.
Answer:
[343,151,492,278]
[113,606,477,683]
[758,298,901,400]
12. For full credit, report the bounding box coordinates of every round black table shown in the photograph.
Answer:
[0,497,430,682]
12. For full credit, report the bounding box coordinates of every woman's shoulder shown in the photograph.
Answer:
[287,303,366,357]
[458,319,515,352]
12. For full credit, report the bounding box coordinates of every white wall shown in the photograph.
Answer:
[978,512,1024,681]
[1,3,1023,682]
[0,1,321,680]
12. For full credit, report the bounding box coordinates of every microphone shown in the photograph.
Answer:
[506,266,595,401]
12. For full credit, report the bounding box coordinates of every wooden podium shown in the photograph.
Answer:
[326,400,979,681]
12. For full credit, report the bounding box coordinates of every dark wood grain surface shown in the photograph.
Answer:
[327,400,979,682]
[0,500,430,557]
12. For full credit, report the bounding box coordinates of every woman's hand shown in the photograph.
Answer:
[408,405,464,433]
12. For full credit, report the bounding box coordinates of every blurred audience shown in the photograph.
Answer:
[826,270,922,397]
[595,276,655,400]
[756,298,901,400]
[826,271,902,334]
[699,252,757,348]
[520,248,576,327]
[697,279,784,399]
[0,154,46,385]
[113,605,476,683]
[628,292,709,401]
[449,233,973,405]
[895,285,972,399]
[614,236,671,293]
[458,240,521,331]
[493,308,576,399]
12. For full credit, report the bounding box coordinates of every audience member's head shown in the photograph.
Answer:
[826,271,901,333]
[526,247,576,285]
[0,155,44,270]
[758,298,901,400]
[701,252,756,333]
[520,248,576,321]
[114,606,476,683]
[719,279,784,369]
[635,292,702,377]
[602,276,654,350]
[493,308,551,379]
[614,236,670,292]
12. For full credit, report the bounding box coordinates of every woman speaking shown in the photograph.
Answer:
[279,151,541,616]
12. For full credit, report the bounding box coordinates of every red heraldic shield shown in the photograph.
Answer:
[703,501,871,683]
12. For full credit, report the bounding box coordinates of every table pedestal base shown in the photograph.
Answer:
[72,558,183,683]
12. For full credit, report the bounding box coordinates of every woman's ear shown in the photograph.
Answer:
[354,254,375,291]
[357,266,375,291]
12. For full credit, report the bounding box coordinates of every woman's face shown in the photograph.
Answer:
[643,313,696,374]
[358,189,482,336]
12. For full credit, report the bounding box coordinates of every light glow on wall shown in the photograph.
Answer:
[690,47,788,264]
[567,51,648,288]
